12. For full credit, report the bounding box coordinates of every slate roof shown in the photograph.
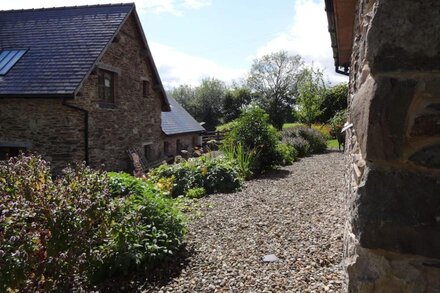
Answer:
[0,4,133,97]
[161,96,205,135]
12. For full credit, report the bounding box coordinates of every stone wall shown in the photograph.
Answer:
[344,0,440,291]
[0,99,84,172]
[0,13,167,172]
[71,13,165,171]
[162,133,201,157]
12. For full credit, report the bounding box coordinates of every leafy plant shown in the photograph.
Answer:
[223,105,282,173]
[274,143,297,166]
[0,154,113,291]
[282,126,327,155]
[329,110,347,138]
[98,173,185,280]
[221,142,257,180]
[294,66,326,126]
[0,155,186,291]
[282,136,311,157]
[185,187,206,199]
[148,156,242,197]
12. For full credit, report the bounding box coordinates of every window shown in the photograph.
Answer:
[0,146,26,160]
[142,80,150,97]
[176,139,182,152]
[98,69,115,103]
[144,144,153,161]
[164,141,170,154]
[0,49,27,75]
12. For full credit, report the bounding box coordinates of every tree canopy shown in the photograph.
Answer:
[170,78,226,130]
[294,67,326,127]
[247,51,303,130]
[318,83,348,123]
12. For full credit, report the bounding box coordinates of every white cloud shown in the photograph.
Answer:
[149,42,246,89]
[1,0,212,16]
[255,0,348,85]
[139,0,211,16]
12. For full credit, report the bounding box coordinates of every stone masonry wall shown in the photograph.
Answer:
[344,0,440,291]
[162,133,201,157]
[71,13,165,171]
[0,99,84,173]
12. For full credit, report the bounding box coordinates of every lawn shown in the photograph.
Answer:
[327,139,339,149]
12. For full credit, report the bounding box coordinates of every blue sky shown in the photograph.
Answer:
[2,0,348,88]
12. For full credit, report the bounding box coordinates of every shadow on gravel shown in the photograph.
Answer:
[97,244,194,292]
[257,169,291,181]
[326,149,344,153]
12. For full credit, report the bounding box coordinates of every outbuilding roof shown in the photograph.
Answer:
[161,96,205,135]
[0,3,170,110]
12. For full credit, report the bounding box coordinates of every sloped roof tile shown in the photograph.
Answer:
[161,96,205,135]
[0,4,133,96]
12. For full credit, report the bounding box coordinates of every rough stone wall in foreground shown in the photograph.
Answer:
[344,0,440,291]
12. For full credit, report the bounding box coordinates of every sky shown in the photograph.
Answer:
[1,0,348,89]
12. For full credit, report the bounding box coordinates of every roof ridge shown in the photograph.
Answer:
[0,2,135,13]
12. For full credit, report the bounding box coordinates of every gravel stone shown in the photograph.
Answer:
[143,152,346,292]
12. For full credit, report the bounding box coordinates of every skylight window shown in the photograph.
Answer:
[0,49,27,75]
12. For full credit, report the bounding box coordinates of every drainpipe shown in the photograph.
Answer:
[62,99,89,165]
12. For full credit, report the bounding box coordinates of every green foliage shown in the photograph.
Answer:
[282,122,304,129]
[185,187,206,199]
[221,142,257,180]
[148,156,242,197]
[171,78,227,130]
[216,120,239,132]
[282,126,327,156]
[224,105,282,173]
[222,87,253,123]
[99,173,185,279]
[311,123,331,140]
[318,83,348,123]
[274,143,297,166]
[0,155,185,291]
[282,136,311,157]
[247,51,303,130]
[327,139,339,149]
[295,67,326,126]
[329,110,347,138]
[0,154,112,291]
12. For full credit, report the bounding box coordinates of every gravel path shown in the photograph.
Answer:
[145,151,346,292]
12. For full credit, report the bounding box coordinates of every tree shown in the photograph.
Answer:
[247,51,303,130]
[318,83,348,123]
[295,67,326,127]
[170,78,226,130]
[170,84,196,115]
[221,87,253,123]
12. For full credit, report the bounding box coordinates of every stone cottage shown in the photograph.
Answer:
[325,0,440,291]
[0,4,203,172]
[161,95,205,157]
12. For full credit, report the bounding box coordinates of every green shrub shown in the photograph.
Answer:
[275,143,297,166]
[329,110,347,138]
[282,126,326,155]
[0,155,186,291]
[99,172,185,279]
[148,156,241,197]
[283,136,311,157]
[186,187,206,199]
[224,106,281,173]
[0,154,112,291]
[311,123,331,140]
[220,142,257,180]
